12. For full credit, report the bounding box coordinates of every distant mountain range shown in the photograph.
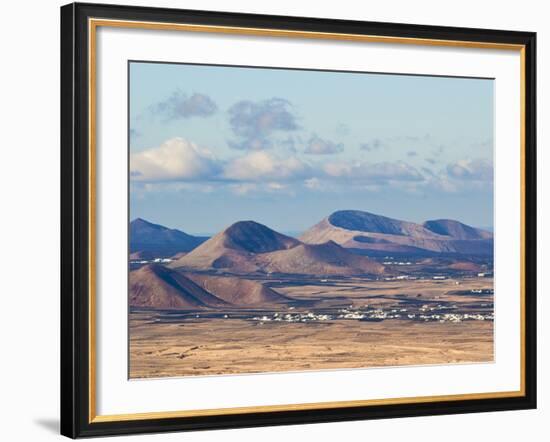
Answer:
[300,210,493,256]
[130,210,493,261]
[130,218,208,257]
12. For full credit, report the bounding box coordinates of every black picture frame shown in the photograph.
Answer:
[61,2,537,438]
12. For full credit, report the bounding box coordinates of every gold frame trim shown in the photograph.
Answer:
[88,18,527,424]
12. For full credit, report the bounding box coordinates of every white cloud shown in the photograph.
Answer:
[223,151,310,181]
[130,137,220,182]
[446,158,493,181]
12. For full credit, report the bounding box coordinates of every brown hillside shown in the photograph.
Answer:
[257,241,385,276]
[448,261,483,272]
[170,221,299,272]
[129,264,227,309]
[185,273,292,306]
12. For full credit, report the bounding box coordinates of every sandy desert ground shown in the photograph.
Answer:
[129,277,494,378]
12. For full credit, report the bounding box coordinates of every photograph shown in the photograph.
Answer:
[128,62,495,379]
[52,1,537,438]
[0,0,544,439]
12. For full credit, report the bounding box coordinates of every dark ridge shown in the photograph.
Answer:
[423,219,488,240]
[130,217,209,256]
[223,220,299,253]
[353,235,391,244]
[328,210,406,235]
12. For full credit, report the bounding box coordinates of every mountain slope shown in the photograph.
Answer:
[222,221,300,253]
[423,219,492,240]
[256,241,385,275]
[129,264,292,309]
[169,221,300,272]
[328,210,432,237]
[185,273,292,306]
[301,210,493,256]
[130,218,208,257]
[129,264,228,309]
[170,220,384,276]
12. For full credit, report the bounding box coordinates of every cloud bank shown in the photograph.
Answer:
[223,151,310,181]
[130,137,493,199]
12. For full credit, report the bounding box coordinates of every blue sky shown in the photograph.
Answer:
[129,61,494,235]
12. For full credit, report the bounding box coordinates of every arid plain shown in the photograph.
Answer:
[130,276,494,378]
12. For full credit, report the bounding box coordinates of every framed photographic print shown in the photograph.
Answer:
[60,2,537,438]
